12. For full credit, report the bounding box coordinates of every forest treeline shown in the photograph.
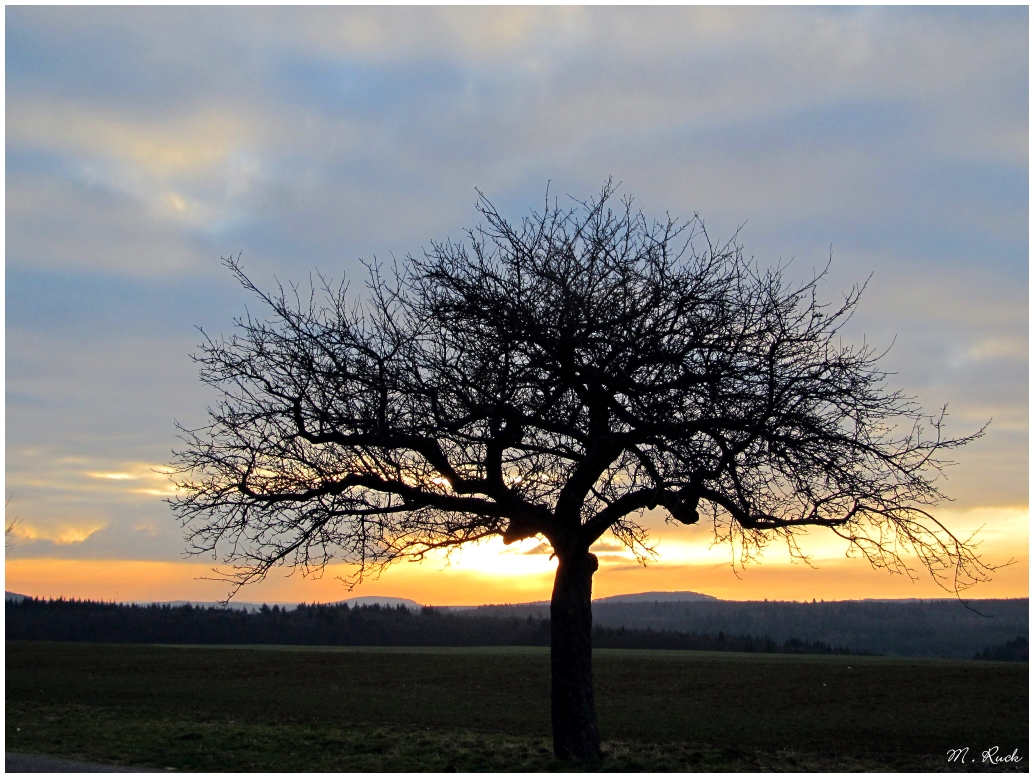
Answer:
[6,597,1027,659]
[472,598,1029,660]
[6,598,865,656]
[973,635,1028,662]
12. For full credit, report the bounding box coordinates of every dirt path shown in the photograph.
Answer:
[5,753,162,773]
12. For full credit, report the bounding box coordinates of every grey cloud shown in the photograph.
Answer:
[7,330,213,462]
[5,6,1026,565]
[7,8,1025,280]
[6,513,185,562]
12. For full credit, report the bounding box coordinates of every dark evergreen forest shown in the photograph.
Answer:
[6,598,863,656]
[6,597,1026,660]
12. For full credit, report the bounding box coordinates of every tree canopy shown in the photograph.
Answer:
[171,183,987,595]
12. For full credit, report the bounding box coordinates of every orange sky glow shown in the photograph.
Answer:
[7,505,1027,605]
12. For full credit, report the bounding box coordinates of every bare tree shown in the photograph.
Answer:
[170,182,990,760]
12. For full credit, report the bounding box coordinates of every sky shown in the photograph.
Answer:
[5,6,1028,605]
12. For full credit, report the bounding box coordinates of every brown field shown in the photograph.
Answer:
[6,641,1028,771]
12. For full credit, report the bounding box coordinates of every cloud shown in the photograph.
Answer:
[6,519,185,562]
[7,8,1026,278]
[85,464,180,498]
[9,520,107,546]
[6,98,265,276]
[4,6,1026,575]
[7,99,250,179]
[959,337,1028,364]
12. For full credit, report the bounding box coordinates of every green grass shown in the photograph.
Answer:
[6,641,1028,772]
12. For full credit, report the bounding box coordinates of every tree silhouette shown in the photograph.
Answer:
[170,182,990,760]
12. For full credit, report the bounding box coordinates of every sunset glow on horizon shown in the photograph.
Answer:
[7,504,1027,606]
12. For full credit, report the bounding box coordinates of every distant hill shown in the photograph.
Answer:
[5,591,29,603]
[440,590,720,612]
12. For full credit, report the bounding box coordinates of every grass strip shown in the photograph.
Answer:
[7,702,894,772]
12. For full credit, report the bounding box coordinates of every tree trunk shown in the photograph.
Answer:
[550,551,602,761]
